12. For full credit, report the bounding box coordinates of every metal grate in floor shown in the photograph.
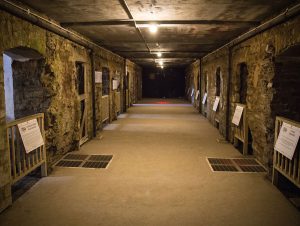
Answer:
[239,165,266,172]
[82,161,109,169]
[88,155,113,162]
[55,160,83,168]
[63,154,89,161]
[55,154,113,169]
[207,157,266,173]
[211,164,238,172]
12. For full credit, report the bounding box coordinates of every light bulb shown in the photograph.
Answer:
[149,24,158,33]
[157,52,162,57]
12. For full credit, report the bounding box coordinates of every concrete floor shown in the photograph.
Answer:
[0,98,299,226]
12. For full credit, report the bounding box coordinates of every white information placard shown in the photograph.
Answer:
[112,80,119,90]
[95,71,102,83]
[275,122,300,160]
[190,89,194,97]
[18,119,44,153]
[202,93,207,104]
[195,90,200,100]
[232,105,244,126]
[213,97,220,111]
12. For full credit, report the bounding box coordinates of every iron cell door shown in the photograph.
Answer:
[76,62,88,146]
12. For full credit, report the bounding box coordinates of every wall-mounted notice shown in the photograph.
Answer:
[232,105,244,126]
[275,122,300,160]
[18,119,44,154]
[112,80,119,90]
[95,71,102,83]
[202,93,207,104]
[213,97,220,111]
[195,90,200,100]
[191,89,194,97]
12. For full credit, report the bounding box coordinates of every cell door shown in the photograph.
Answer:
[76,62,88,146]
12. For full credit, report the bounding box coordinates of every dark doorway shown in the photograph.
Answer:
[239,63,248,104]
[76,62,88,145]
[216,67,221,97]
[142,67,185,98]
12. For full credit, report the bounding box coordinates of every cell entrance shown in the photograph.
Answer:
[3,46,46,121]
[76,62,88,145]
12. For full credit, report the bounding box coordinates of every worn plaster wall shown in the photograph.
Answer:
[185,14,300,171]
[0,10,47,212]
[126,60,142,105]
[185,60,200,109]
[0,9,142,212]
[201,49,229,137]
[230,15,300,168]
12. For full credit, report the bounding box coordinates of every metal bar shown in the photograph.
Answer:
[61,19,260,27]
[118,0,152,56]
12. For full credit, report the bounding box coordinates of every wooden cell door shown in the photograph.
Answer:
[76,62,88,146]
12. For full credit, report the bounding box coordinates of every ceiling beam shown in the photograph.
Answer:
[61,19,260,27]
[115,51,209,53]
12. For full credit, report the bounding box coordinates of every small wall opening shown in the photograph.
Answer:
[215,67,221,97]
[272,44,300,122]
[271,44,300,205]
[239,63,248,104]
[3,47,46,121]
[102,67,110,96]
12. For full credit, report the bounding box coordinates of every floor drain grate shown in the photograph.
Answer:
[82,161,109,169]
[211,164,238,172]
[55,154,113,169]
[88,155,113,162]
[239,165,266,172]
[207,157,266,173]
[63,154,89,161]
[55,160,83,168]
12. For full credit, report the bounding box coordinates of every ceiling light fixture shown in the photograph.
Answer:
[159,60,163,66]
[149,24,158,33]
[157,52,162,57]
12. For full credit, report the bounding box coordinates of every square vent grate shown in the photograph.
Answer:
[55,154,113,169]
[207,157,266,173]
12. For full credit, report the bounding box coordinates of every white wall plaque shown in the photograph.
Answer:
[202,93,207,104]
[195,90,200,100]
[275,122,300,160]
[18,119,44,153]
[112,80,119,90]
[232,105,244,126]
[95,71,102,83]
[213,96,220,112]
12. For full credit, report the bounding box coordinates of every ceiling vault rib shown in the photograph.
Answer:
[61,20,260,27]
[118,0,152,57]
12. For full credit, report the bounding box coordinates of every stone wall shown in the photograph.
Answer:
[0,9,142,212]
[185,14,300,171]
[126,60,142,105]
[185,60,200,108]
[201,48,229,137]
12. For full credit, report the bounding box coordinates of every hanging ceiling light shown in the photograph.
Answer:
[149,24,158,33]
[156,52,162,57]
[159,60,163,66]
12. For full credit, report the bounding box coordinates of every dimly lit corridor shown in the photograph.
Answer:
[1,1,300,224]
[0,99,299,226]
